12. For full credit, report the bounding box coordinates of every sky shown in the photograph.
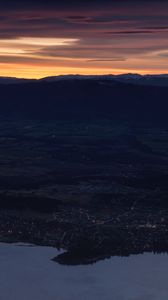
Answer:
[0,0,168,78]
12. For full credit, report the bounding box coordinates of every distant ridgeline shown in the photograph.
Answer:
[0,75,168,123]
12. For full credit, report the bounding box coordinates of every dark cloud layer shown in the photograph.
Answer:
[0,0,168,9]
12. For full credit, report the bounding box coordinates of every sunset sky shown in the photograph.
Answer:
[0,0,168,78]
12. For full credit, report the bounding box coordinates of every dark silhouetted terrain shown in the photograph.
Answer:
[0,77,168,264]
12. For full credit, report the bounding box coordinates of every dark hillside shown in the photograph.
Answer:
[0,79,167,123]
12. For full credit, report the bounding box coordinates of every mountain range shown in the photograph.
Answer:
[0,75,167,124]
[1,73,168,87]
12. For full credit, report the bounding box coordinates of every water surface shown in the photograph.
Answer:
[0,243,168,300]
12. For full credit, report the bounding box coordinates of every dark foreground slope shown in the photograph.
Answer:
[0,79,168,264]
[0,79,168,123]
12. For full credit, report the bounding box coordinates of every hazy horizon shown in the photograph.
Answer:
[0,72,168,80]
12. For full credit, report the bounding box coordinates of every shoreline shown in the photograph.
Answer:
[1,208,168,265]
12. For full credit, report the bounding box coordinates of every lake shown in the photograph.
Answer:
[0,243,168,300]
